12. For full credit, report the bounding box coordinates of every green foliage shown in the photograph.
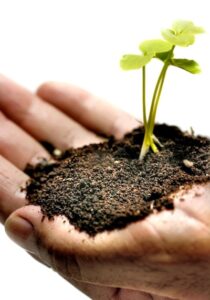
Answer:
[155,50,172,62]
[170,59,201,74]
[120,20,204,160]
[120,54,152,70]
[162,20,204,47]
[161,28,195,46]
[171,20,204,35]
[139,39,172,55]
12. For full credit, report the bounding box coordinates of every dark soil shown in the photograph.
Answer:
[26,124,210,236]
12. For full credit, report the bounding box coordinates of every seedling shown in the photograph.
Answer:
[120,20,204,160]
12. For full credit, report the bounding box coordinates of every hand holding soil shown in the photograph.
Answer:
[0,75,210,300]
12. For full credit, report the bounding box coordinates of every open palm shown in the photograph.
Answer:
[0,75,210,300]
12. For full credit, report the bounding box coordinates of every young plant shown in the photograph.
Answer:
[120,20,204,160]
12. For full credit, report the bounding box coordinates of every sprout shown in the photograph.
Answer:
[120,20,204,160]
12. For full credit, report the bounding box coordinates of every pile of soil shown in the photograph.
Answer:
[26,124,210,236]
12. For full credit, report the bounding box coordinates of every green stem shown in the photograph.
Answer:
[139,46,175,160]
[139,67,166,160]
[148,62,169,137]
[139,132,150,159]
[147,47,175,143]
[147,63,167,135]
[142,66,147,127]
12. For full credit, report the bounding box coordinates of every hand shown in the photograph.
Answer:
[1,75,210,300]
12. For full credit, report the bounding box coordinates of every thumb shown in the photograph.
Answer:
[5,206,42,255]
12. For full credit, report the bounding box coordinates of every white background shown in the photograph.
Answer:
[0,1,209,299]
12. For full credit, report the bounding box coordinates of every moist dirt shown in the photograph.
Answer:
[26,124,210,236]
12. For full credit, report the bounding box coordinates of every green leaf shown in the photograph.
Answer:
[120,54,152,70]
[172,20,204,35]
[162,28,195,47]
[155,50,173,62]
[170,58,201,73]
[139,39,172,55]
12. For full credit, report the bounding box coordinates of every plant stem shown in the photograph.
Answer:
[142,66,147,127]
[139,133,150,159]
[139,66,166,159]
[148,62,169,137]
[147,64,167,133]
[139,47,175,160]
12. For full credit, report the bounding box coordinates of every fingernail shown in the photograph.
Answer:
[5,216,37,254]
[113,116,139,139]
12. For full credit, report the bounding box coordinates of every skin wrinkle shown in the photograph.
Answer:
[83,240,210,298]
[70,277,166,300]
[74,255,87,282]
[34,227,132,287]
[0,169,11,183]
[121,221,146,257]
[122,221,167,259]
[176,207,210,241]
[134,261,210,300]
[34,229,83,281]
[176,208,210,259]
[146,211,194,257]
[138,219,171,257]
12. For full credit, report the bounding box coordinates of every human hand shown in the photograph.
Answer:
[1,75,210,300]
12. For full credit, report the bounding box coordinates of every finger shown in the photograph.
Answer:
[0,155,28,222]
[0,75,101,150]
[37,82,139,139]
[0,111,51,169]
[5,182,210,299]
